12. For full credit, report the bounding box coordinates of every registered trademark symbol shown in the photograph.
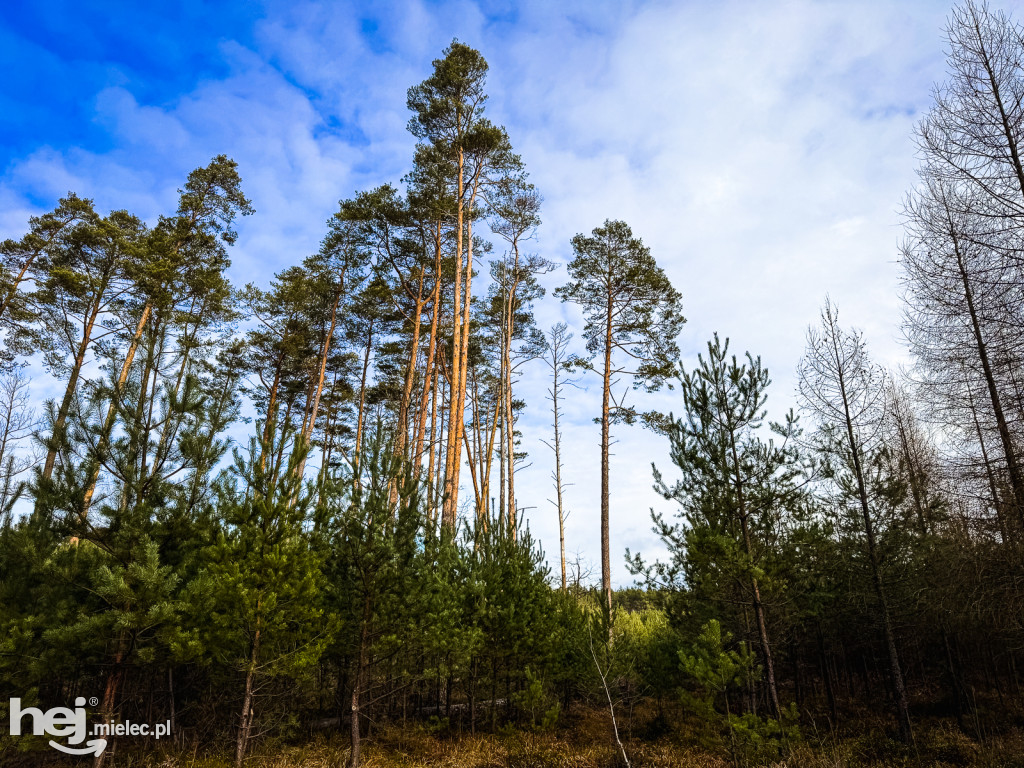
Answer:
[89,697,99,707]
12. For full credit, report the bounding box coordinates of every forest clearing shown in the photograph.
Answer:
[3,1,1024,767]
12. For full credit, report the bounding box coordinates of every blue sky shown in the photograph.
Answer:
[1,0,957,583]
[2,1,256,163]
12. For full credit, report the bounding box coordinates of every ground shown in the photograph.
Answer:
[13,705,1024,768]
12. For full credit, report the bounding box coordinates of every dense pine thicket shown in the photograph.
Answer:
[3,3,1024,766]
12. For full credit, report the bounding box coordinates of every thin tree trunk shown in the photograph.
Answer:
[726,423,782,721]
[43,296,103,479]
[832,343,913,743]
[259,357,284,470]
[475,377,503,527]
[414,273,441,472]
[503,271,521,537]
[600,290,614,618]
[294,285,343,484]
[352,322,375,490]
[235,626,261,767]
[555,392,567,592]
[971,4,1024,202]
[147,295,206,483]
[350,593,372,768]
[891,394,930,535]
[168,667,176,745]
[969,382,1008,539]
[425,366,440,525]
[498,407,506,526]
[546,328,569,591]
[952,228,1024,530]
[817,624,838,723]
[742,514,781,720]
[394,275,425,465]
[95,632,129,768]
[82,301,153,514]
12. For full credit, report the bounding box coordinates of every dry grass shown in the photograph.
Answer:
[15,706,1024,768]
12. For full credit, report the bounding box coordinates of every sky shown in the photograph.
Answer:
[1,0,957,585]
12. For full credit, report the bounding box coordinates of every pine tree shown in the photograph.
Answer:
[407,41,524,531]
[197,431,328,766]
[636,334,804,721]
[0,194,97,368]
[555,219,684,615]
[81,156,252,515]
[34,210,144,483]
[324,432,425,767]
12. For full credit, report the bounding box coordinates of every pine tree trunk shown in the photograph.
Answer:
[823,321,913,742]
[168,667,176,746]
[448,187,478,526]
[352,322,375,491]
[425,368,440,524]
[441,150,467,531]
[816,624,838,722]
[133,323,161,507]
[891,396,929,535]
[259,357,284,471]
[498,409,506,526]
[430,366,446,524]
[975,16,1024,199]
[94,634,129,768]
[43,296,103,480]
[413,257,441,472]
[235,626,261,768]
[969,385,1008,539]
[147,295,207,481]
[460,414,482,514]
[503,272,520,538]
[547,335,568,591]
[554,388,567,591]
[475,373,503,527]
[394,277,425,466]
[294,284,343,484]
[729,432,782,721]
[350,594,372,768]
[600,291,613,618]
[82,300,153,514]
[742,515,782,720]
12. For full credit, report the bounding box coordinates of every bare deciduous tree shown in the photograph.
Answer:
[0,368,38,517]
[798,299,913,744]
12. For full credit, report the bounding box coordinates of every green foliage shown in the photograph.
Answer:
[196,430,330,694]
[611,607,679,702]
[555,218,685,401]
[514,666,560,731]
[680,620,798,767]
[633,333,803,607]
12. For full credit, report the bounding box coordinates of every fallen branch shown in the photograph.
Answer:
[589,623,631,768]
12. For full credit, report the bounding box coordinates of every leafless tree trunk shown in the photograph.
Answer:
[235,625,261,767]
[542,323,574,591]
[0,370,36,516]
[588,624,631,768]
[798,300,913,744]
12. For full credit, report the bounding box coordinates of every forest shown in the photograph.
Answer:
[2,2,1024,767]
